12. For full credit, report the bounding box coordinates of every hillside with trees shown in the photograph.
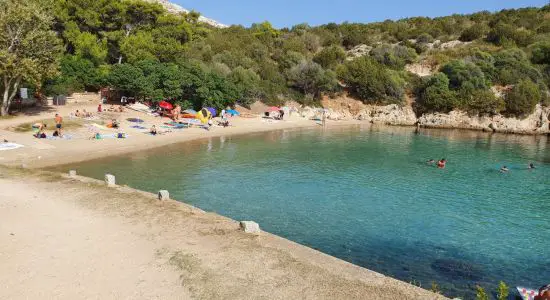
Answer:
[2,0,550,117]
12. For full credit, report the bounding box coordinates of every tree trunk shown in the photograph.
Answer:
[1,87,10,116]
[1,77,20,116]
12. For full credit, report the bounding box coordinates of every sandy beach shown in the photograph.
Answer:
[0,104,336,169]
[0,104,444,299]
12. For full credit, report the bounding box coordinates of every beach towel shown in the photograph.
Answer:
[0,143,24,151]
[88,123,110,130]
[127,118,144,123]
[46,134,75,140]
[131,125,147,129]
[517,287,537,300]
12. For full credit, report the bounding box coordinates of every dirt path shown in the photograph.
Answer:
[0,169,443,299]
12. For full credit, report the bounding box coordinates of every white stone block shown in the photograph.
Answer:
[69,170,77,177]
[105,174,116,187]
[158,190,169,201]
[240,221,261,234]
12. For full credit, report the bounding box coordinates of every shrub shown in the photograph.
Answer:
[440,60,488,90]
[313,45,346,69]
[460,26,486,42]
[504,79,542,117]
[338,56,405,104]
[416,73,458,113]
[476,285,489,300]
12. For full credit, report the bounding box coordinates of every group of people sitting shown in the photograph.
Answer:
[72,109,94,118]
[33,114,63,139]
[107,105,125,113]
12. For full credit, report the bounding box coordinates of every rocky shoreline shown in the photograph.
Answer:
[299,97,550,135]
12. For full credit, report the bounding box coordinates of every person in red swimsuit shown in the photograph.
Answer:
[437,159,447,169]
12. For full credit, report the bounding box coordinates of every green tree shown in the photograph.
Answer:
[227,66,262,105]
[504,79,542,117]
[460,89,504,115]
[440,60,488,90]
[459,26,487,42]
[313,45,346,69]
[416,73,457,113]
[338,56,405,104]
[107,63,147,97]
[288,61,338,98]
[0,0,62,115]
[530,41,550,64]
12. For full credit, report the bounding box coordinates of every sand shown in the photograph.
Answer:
[0,104,445,299]
[0,103,333,168]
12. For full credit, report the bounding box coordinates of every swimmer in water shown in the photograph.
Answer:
[437,159,447,169]
[500,166,509,173]
[426,159,435,165]
[529,163,536,169]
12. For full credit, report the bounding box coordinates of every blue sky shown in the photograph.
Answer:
[173,0,548,28]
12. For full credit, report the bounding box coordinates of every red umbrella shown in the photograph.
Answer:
[159,101,173,110]
[266,106,280,112]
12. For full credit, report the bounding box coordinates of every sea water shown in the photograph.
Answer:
[55,125,550,298]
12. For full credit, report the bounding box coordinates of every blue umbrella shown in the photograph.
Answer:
[226,109,240,116]
[207,107,217,117]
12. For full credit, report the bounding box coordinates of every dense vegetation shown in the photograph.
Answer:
[2,0,550,116]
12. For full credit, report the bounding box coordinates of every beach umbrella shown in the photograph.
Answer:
[226,109,240,116]
[159,101,173,110]
[183,109,197,114]
[207,107,217,117]
[266,106,280,112]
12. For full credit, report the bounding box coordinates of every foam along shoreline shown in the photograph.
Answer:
[0,167,445,299]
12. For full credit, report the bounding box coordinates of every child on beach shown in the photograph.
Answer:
[150,125,158,135]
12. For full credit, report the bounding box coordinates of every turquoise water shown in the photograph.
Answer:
[55,125,550,299]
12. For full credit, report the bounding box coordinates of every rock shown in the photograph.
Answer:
[346,44,373,60]
[356,104,417,126]
[105,174,116,187]
[240,221,261,234]
[158,190,170,201]
[405,63,434,77]
[418,104,550,134]
[68,170,77,177]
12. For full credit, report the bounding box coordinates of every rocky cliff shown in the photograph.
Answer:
[295,96,550,135]
[144,0,227,28]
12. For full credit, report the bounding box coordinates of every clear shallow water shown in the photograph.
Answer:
[54,125,550,298]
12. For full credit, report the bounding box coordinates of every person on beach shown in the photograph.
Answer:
[53,129,62,137]
[322,109,327,127]
[90,132,101,140]
[500,166,509,173]
[97,103,103,113]
[75,110,82,117]
[535,284,550,300]
[54,113,63,136]
[150,125,157,136]
[437,159,446,169]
